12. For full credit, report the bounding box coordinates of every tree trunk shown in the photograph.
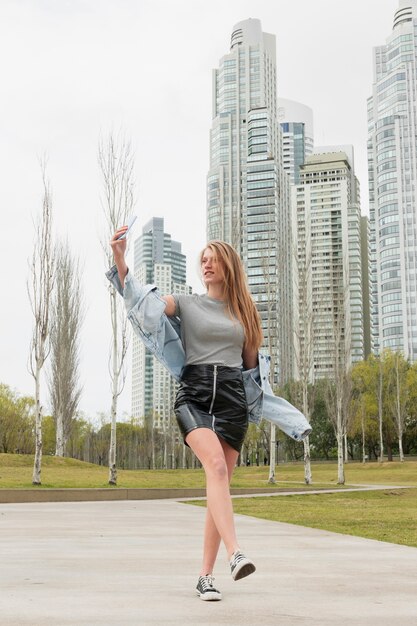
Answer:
[108,288,119,485]
[108,391,117,485]
[268,423,276,484]
[378,364,384,463]
[302,383,312,484]
[171,420,176,470]
[55,410,64,457]
[32,371,42,485]
[361,409,366,464]
[162,421,167,469]
[344,432,348,464]
[398,435,404,462]
[151,426,155,470]
[303,436,312,484]
[336,431,345,485]
[395,362,405,462]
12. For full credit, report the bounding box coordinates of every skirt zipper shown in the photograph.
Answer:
[208,365,218,430]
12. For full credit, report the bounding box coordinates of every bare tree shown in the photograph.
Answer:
[350,361,370,464]
[359,396,367,464]
[386,350,408,462]
[292,236,314,484]
[324,264,353,485]
[48,241,84,456]
[99,130,135,485]
[377,356,384,463]
[264,282,277,482]
[27,162,55,485]
[259,226,279,484]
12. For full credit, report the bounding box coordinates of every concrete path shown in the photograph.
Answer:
[1,499,416,626]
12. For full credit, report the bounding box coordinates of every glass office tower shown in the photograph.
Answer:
[368,0,417,360]
[207,18,292,384]
[278,98,314,184]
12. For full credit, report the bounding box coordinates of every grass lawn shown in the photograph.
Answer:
[0,453,416,489]
[275,460,417,486]
[0,453,340,490]
[0,454,206,489]
[227,488,417,548]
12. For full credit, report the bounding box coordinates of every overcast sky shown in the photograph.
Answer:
[0,0,400,420]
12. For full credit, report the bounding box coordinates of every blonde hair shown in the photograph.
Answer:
[200,240,263,353]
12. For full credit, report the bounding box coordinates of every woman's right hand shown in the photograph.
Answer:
[110,227,128,259]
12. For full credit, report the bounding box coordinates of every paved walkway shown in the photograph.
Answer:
[1,498,416,625]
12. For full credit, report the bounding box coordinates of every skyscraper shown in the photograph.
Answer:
[131,217,191,425]
[278,98,314,184]
[207,18,292,384]
[368,0,417,360]
[292,149,365,378]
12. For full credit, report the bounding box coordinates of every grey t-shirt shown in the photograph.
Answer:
[173,293,244,367]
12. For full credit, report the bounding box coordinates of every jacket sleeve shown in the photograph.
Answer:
[105,265,185,381]
[261,391,312,441]
[105,265,164,333]
[246,354,312,441]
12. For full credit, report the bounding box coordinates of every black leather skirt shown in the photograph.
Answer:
[174,364,248,453]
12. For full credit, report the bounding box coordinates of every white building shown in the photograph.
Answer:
[131,218,191,426]
[206,18,293,384]
[368,0,417,360]
[292,149,365,379]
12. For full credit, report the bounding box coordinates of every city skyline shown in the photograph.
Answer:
[0,0,400,418]
[207,18,292,385]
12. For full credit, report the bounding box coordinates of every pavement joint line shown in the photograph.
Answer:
[177,484,414,501]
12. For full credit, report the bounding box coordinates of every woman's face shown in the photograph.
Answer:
[201,247,224,287]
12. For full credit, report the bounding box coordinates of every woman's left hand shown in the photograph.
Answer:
[110,227,128,259]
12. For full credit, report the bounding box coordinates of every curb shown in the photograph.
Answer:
[0,486,306,504]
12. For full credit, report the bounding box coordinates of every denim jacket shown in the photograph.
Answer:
[106,266,312,442]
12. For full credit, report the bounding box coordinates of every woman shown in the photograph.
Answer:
[110,229,263,602]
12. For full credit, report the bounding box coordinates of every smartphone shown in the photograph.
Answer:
[117,215,137,240]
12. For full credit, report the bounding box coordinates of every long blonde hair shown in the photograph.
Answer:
[200,240,263,353]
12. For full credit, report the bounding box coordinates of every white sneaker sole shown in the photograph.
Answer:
[196,590,222,601]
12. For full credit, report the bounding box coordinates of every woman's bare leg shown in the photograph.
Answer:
[185,429,240,573]
[200,438,239,574]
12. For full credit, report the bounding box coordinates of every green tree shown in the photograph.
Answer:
[405,362,417,454]
[350,359,379,461]
[66,416,95,462]
[42,415,56,455]
[308,380,336,460]
[0,384,35,454]
[242,423,262,466]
